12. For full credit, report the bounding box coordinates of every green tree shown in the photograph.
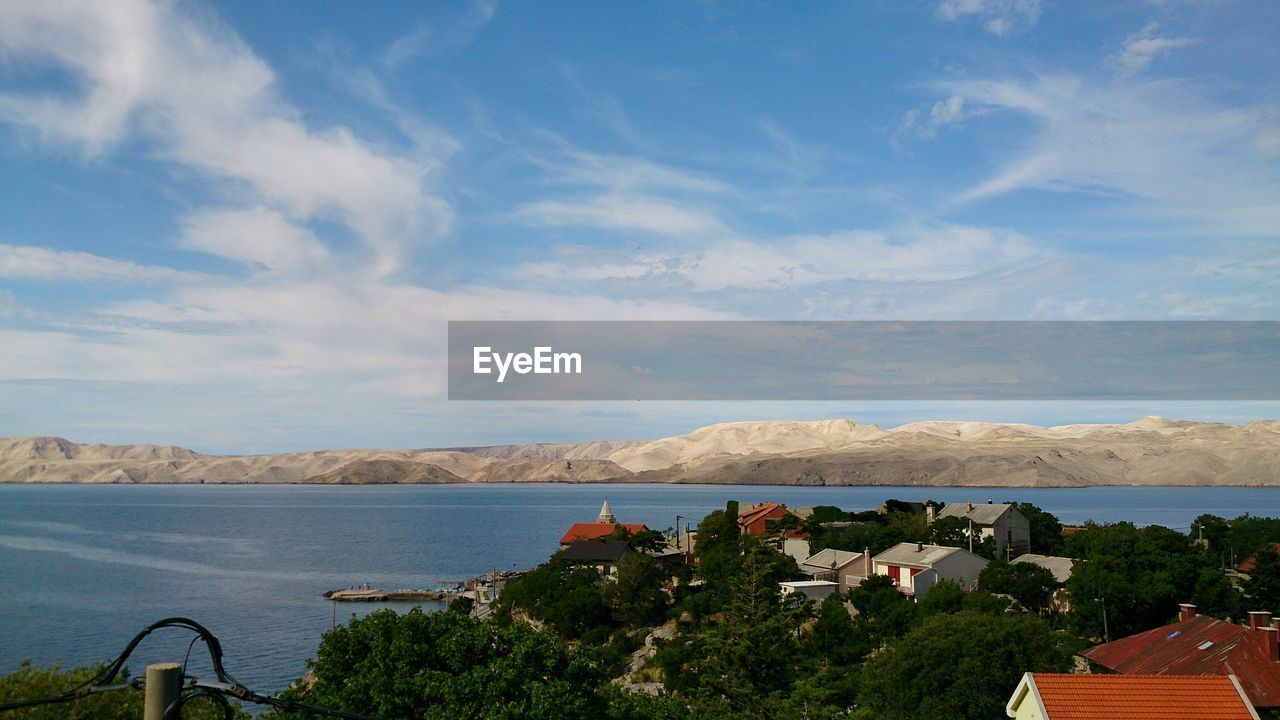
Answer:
[268,609,610,720]
[496,558,611,639]
[1190,514,1230,559]
[605,553,669,628]
[1017,502,1065,555]
[1064,522,1200,639]
[857,611,1075,720]
[811,594,865,666]
[0,662,246,720]
[659,550,811,718]
[847,574,917,648]
[916,579,965,617]
[978,561,1058,614]
[1245,546,1280,612]
[927,516,971,547]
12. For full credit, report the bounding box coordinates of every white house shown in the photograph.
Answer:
[800,548,872,594]
[779,580,839,601]
[936,501,1030,557]
[871,542,989,597]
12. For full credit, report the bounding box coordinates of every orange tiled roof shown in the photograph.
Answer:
[737,502,786,526]
[559,522,647,545]
[1020,673,1256,720]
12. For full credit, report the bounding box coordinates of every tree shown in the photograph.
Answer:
[857,611,1075,720]
[268,608,611,720]
[605,553,669,628]
[1245,546,1280,612]
[847,574,917,648]
[658,549,810,718]
[811,594,864,666]
[0,662,246,720]
[1017,502,1065,555]
[1064,522,1201,639]
[928,516,971,548]
[496,557,611,639]
[978,561,1057,614]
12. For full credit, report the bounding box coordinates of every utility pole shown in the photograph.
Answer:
[1100,596,1110,643]
[143,663,181,720]
[676,515,683,551]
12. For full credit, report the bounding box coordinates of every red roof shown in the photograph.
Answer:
[1238,543,1280,573]
[1017,673,1257,720]
[559,522,647,545]
[1080,614,1280,708]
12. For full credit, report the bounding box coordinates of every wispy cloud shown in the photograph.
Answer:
[932,72,1279,235]
[0,244,202,284]
[935,0,1042,36]
[378,0,496,69]
[516,224,1042,291]
[1112,22,1195,77]
[512,195,728,237]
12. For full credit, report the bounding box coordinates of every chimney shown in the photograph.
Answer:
[1250,611,1272,631]
[1178,603,1197,622]
[925,502,938,524]
[1262,627,1279,663]
[863,548,872,577]
[916,542,924,552]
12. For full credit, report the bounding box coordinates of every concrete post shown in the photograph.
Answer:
[143,662,182,720]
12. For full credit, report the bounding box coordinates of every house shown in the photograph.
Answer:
[1005,673,1260,720]
[779,580,839,601]
[871,542,989,597]
[800,548,872,594]
[1238,543,1280,575]
[737,502,797,537]
[1079,604,1280,709]
[1012,554,1077,584]
[782,536,812,564]
[560,540,630,577]
[559,500,649,547]
[936,500,1030,556]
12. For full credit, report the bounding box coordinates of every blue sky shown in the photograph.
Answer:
[0,0,1277,452]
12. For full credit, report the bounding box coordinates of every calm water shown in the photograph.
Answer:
[2,483,1279,695]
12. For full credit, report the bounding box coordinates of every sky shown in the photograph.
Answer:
[0,0,1277,453]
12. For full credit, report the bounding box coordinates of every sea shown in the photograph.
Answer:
[1,482,1278,699]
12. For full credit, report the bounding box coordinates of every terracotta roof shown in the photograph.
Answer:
[1238,543,1280,573]
[737,502,786,527]
[1010,673,1258,720]
[1080,614,1280,708]
[559,522,647,545]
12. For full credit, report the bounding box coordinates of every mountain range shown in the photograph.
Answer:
[2,417,1279,487]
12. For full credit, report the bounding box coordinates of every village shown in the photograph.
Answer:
[464,497,1280,720]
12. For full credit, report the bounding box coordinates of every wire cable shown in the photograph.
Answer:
[0,617,381,719]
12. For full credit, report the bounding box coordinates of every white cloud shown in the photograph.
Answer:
[900,94,969,140]
[1113,22,1195,77]
[179,207,330,277]
[379,0,495,69]
[0,0,452,277]
[936,73,1280,235]
[517,224,1041,291]
[512,195,728,237]
[935,0,1042,35]
[0,244,201,283]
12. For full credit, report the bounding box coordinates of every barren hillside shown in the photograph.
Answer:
[2,417,1277,487]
